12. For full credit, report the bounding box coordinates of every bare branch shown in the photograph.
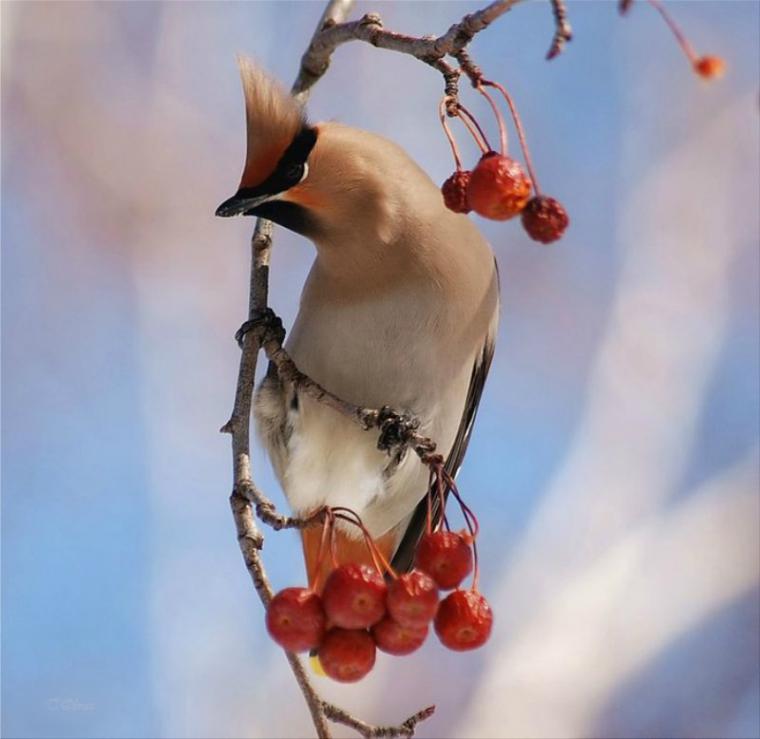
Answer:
[292,0,357,98]
[229,488,332,738]
[299,0,525,102]
[546,0,573,60]
[454,47,485,87]
[224,4,355,737]
[301,0,522,75]
[323,703,436,738]
[235,479,326,532]
[224,1,438,736]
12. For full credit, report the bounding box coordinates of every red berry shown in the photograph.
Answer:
[521,196,569,244]
[266,587,326,653]
[693,55,726,80]
[434,590,493,651]
[318,628,376,682]
[371,616,428,656]
[442,170,472,213]
[467,152,532,221]
[415,531,473,590]
[322,564,387,629]
[386,570,439,627]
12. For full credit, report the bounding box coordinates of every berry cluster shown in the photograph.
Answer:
[266,470,492,682]
[439,0,725,242]
[439,79,569,245]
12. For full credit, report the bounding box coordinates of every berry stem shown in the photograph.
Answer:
[443,471,480,540]
[441,470,482,590]
[432,465,481,590]
[329,510,339,569]
[471,539,481,592]
[425,467,435,535]
[313,510,334,586]
[334,511,384,575]
[430,461,448,533]
[476,83,508,155]
[647,0,698,65]
[482,79,542,195]
[332,507,399,579]
[439,97,464,171]
[456,103,491,154]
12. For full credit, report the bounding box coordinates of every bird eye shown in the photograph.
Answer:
[286,162,305,183]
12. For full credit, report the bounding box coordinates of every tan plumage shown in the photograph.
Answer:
[218,60,499,588]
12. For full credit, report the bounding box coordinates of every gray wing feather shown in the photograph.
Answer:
[390,338,495,573]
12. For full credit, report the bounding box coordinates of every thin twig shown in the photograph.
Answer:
[229,489,333,736]
[454,47,484,87]
[224,1,440,736]
[546,0,573,60]
[301,0,522,78]
[224,4,353,737]
[323,703,436,738]
[299,0,525,104]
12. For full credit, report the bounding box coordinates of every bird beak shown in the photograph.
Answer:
[215,189,274,217]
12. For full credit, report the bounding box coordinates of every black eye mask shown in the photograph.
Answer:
[238,124,318,201]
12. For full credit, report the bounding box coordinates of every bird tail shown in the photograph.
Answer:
[301,525,397,593]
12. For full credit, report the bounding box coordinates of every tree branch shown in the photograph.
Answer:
[323,703,436,738]
[298,0,526,102]
[224,5,355,737]
[224,1,440,737]
[300,0,523,78]
[546,0,573,60]
[229,489,332,737]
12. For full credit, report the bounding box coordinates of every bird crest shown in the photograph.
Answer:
[237,56,304,189]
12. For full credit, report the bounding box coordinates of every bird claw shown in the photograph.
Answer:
[376,406,420,453]
[235,308,286,349]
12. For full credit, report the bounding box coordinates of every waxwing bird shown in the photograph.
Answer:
[217,58,499,590]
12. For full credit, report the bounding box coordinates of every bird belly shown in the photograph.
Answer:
[254,277,494,543]
[282,393,432,538]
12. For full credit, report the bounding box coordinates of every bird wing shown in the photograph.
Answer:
[390,336,496,573]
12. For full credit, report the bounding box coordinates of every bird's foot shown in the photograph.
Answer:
[235,308,286,349]
[375,406,421,453]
